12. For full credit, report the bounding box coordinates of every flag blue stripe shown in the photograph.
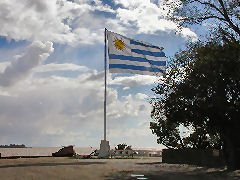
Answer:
[109,54,166,66]
[131,49,165,57]
[130,39,160,49]
[109,64,164,73]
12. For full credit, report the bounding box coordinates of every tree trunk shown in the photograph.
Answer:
[222,129,240,170]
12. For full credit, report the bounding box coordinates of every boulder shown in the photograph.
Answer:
[52,145,75,157]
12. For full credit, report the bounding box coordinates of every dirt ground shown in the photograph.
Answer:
[0,157,239,180]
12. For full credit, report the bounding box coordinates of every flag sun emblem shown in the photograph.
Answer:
[114,38,125,51]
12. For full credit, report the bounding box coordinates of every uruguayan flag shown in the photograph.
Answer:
[107,30,166,76]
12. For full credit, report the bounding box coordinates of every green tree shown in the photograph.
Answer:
[115,143,127,150]
[150,39,240,169]
[183,127,222,149]
[150,115,184,149]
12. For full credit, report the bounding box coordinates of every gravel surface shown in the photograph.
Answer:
[0,157,239,180]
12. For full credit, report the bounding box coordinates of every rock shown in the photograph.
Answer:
[52,145,75,157]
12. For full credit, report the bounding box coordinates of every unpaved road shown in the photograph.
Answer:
[0,157,239,180]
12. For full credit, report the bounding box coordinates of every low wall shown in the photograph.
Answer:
[114,150,134,157]
[162,149,225,167]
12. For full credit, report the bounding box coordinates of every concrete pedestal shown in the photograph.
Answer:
[98,140,110,158]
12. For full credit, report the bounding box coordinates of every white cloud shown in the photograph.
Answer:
[0,73,103,145]
[34,63,89,73]
[0,0,114,45]
[107,93,151,123]
[114,0,197,40]
[180,28,198,41]
[122,86,130,91]
[0,0,69,42]
[110,74,157,87]
[0,0,197,46]
[0,41,53,87]
[107,121,164,149]
[109,128,151,139]
[135,93,148,100]
[0,62,10,73]
[115,0,150,8]
[0,70,154,146]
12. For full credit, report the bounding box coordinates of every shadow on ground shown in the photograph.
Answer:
[105,162,239,180]
[0,161,106,168]
[105,170,239,180]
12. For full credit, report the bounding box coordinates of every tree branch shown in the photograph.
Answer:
[188,0,240,36]
[218,0,240,36]
[177,15,227,23]
[196,15,227,22]
[195,0,225,17]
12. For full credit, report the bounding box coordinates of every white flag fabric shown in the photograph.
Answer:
[107,30,166,76]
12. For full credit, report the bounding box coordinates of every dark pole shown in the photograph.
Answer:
[104,28,107,141]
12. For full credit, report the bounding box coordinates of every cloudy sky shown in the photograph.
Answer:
[0,0,199,148]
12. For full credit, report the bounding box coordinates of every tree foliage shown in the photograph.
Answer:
[183,128,222,149]
[151,0,240,169]
[150,0,240,170]
[150,39,240,169]
[115,143,132,150]
[164,0,240,39]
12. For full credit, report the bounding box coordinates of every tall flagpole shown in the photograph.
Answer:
[104,28,107,141]
[98,28,110,158]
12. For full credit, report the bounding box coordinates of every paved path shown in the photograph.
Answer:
[0,157,239,179]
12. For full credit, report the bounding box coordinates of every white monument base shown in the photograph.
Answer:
[98,140,110,158]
